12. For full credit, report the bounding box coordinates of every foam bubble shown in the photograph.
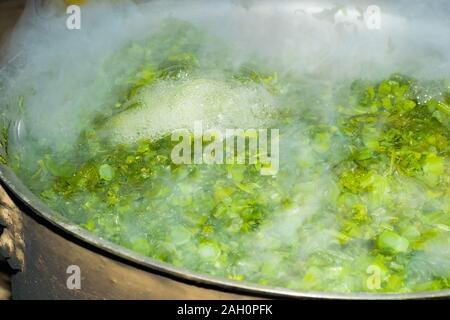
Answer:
[103,78,275,144]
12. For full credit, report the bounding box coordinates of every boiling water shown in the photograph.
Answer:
[0,0,449,293]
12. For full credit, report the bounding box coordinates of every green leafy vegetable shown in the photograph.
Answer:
[9,19,450,294]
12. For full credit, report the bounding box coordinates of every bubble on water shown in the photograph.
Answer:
[103,77,276,144]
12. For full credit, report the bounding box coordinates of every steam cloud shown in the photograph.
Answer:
[0,0,449,292]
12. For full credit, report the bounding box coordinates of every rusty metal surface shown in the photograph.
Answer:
[0,186,25,272]
[0,265,11,300]
[0,246,11,300]
[0,186,14,300]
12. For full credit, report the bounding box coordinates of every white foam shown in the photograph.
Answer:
[103,78,275,144]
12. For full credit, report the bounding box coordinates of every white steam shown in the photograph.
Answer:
[1,0,449,148]
[0,0,449,293]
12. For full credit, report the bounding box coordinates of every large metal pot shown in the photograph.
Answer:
[3,161,450,300]
[0,0,449,300]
